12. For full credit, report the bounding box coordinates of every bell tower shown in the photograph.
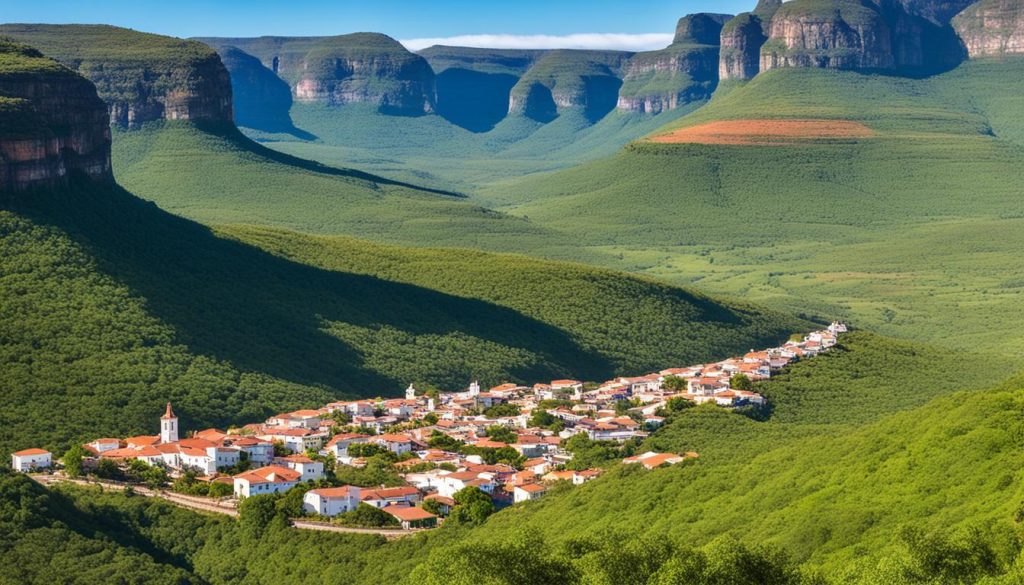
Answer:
[160,402,179,444]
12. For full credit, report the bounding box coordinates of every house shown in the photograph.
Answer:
[371,434,414,455]
[233,465,301,498]
[226,436,274,466]
[259,427,325,453]
[323,433,370,460]
[436,471,497,498]
[275,454,324,481]
[267,410,323,429]
[383,505,438,530]
[86,438,121,454]
[302,485,361,517]
[11,449,51,472]
[623,451,695,469]
[513,483,547,503]
[100,446,164,467]
[360,486,421,508]
[423,494,455,516]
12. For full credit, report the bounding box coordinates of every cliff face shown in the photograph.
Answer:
[953,0,1024,57]
[618,13,732,113]
[760,1,897,71]
[200,33,436,115]
[508,50,632,122]
[0,40,112,192]
[0,24,233,129]
[720,1,781,81]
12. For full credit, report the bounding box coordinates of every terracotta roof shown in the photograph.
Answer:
[375,434,413,443]
[12,448,49,456]
[383,506,437,522]
[517,483,546,493]
[308,486,357,498]
[234,465,301,484]
[360,486,419,500]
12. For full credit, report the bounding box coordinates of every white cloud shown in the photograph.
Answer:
[400,33,674,52]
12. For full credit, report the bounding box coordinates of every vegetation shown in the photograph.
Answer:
[0,177,802,456]
[484,60,1024,363]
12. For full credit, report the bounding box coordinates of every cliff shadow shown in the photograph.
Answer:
[220,46,316,140]
[582,75,624,123]
[4,180,614,393]
[520,83,559,123]
[193,120,466,198]
[435,69,519,132]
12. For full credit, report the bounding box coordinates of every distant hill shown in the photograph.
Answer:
[0,24,234,128]
[483,58,1024,360]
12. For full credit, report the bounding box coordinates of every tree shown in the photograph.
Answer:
[484,425,516,444]
[422,498,444,517]
[271,440,290,457]
[207,481,233,498]
[484,403,521,418]
[423,412,439,425]
[239,493,282,537]
[665,396,693,413]
[662,375,687,392]
[337,503,399,528]
[95,458,121,480]
[348,443,391,458]
[428,430,463,451]
[450,486,495,525]
[731,373,754,392]
[62,445,87,477]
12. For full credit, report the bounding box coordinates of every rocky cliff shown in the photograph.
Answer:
[760,0,897,71]
[507,50,632,122]
[420,46,544,131]
[953,0,1024,56]
[720,0,781,80]
[0,40,111,191]
[618,13,732,113]
[200,33,436,115]
[0,24,233,129]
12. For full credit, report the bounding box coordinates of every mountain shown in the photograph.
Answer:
[197,33,436,116]
[617,13,733,114]
[953,0,1024,57]
[0,39,111,191]
[0,24,233,128]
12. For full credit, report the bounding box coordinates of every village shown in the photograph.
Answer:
[11,324,847,531]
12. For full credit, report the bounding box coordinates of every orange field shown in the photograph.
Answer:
[648,119,875,145]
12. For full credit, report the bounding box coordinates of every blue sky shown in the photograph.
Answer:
[1,0,758,50]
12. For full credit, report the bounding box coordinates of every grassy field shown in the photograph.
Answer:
[480,59,1024,361]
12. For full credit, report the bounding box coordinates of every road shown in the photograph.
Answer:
[30,474,418,539]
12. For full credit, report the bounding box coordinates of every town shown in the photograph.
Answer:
[11,324,846,531]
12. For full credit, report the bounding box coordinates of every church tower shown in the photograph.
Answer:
[160,402,179,444]
[405,384,417,401]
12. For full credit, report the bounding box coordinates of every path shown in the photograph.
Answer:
[29,475,418,538]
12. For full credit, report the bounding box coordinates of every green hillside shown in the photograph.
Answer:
[8,333,1022,584]
[484,59,1024,360]
[0,179,801,456]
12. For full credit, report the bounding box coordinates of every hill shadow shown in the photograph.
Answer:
[194,120,467,198]
[218,45,317,140]
[3,180,613,394]
[436,69,519,132]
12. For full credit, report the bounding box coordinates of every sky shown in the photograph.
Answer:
[0,0,759,51]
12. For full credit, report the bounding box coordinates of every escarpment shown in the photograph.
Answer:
[0,24,233,129]
[200,33,436,115]
[617,13,732,113]
[953,0,1024,57]
[507,50,632,122]
[0,40,111,191]
[720,0,781,80]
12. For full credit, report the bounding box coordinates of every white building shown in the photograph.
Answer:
[303,485,361,517]
[275,454,324,482]
[160,403,178,444]
[233,465,301,498]
[371,434,414,455]
[11,449,51,472]
[513,483,547,503]
[323,433,370,460]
